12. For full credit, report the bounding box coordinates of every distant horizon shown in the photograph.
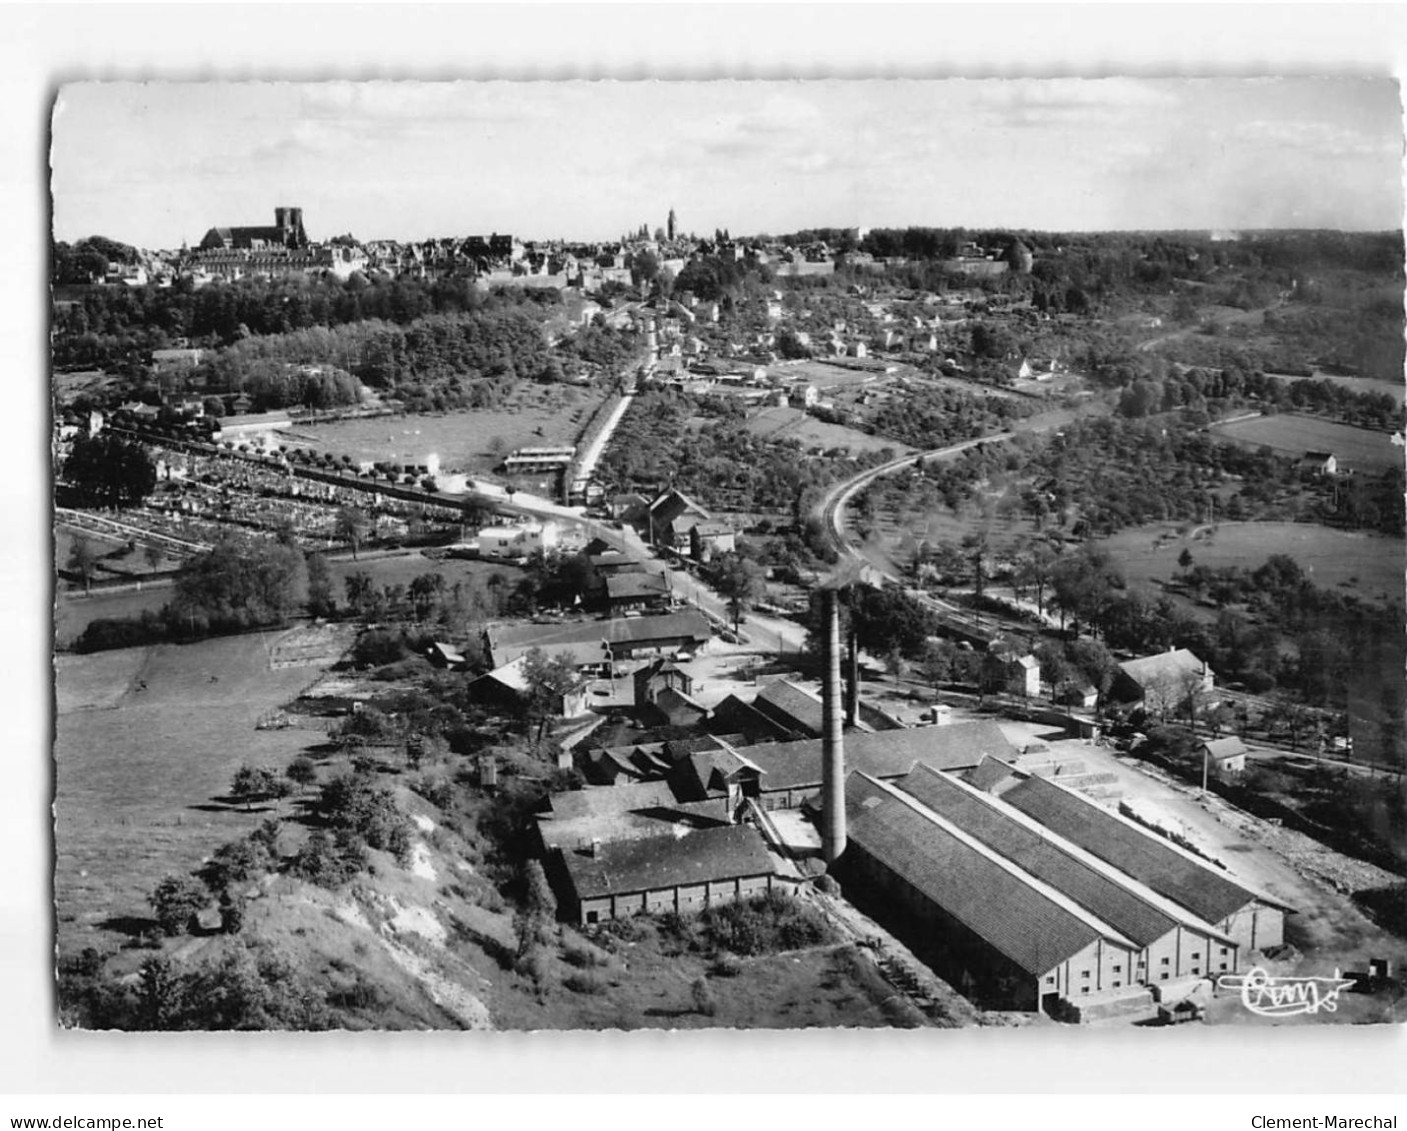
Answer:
[54,221,1407,255]
[51,79,1404,248]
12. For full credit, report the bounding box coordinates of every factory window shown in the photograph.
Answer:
[1113,964,1122,973]
[1081,987,1089,995]
[1191,967,1200,975]
[1161,957,1170,966]
[1220,963,1228,972]
[1220,947,1229,955]
[1045,975,1055,985]
[585,911,599,925]
[1113,981,1121,989]
[1161,973,1169,981]
[1190,951,1200,960]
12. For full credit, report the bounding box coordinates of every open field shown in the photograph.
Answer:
[53,368,120,403]
[54,632,339,956]
[1100,521,1406,605]
[1210,413,1400,473]
[297,384,608,474]
[55,525,178,583]
[773,358,891,391]
[745,405,915,457]
[54,586,170,647]
[328,549,526,593]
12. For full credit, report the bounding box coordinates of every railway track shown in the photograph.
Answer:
[815,433,1023,645]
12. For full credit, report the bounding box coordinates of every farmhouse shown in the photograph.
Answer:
[557,824,779,925]
[1298,450,1338,477]
[467,656,592,719]
[641,488,711,553]
[1112,649,1213,718]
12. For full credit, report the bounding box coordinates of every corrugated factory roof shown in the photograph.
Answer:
[1001,775,1292,922]
[895,766,1180,947]
[844,774,1120,977]
[561,824,774,900]
[740,720,1017,793]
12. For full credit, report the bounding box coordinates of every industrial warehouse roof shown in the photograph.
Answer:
[560,824,774,901]
[605,573,670,601]
[547,781,680,821]
[844,774,1122,978]
[539,796,732,852]
[750,679,826,737]
[737,720,1016,793]
[487,610,711,665]
[894,766,1193,948]
[1000,775,1293,922]
[964,755,1019,794]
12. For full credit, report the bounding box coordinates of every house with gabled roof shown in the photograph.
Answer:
[1112,648,1213,719]
[1200,736,1248,779]
[641,488,710,553]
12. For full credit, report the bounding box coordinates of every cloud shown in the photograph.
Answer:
[1227,118,1400,160]
[694,91,827,159]
[970,78,1182,131]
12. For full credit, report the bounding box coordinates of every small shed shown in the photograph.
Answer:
[1201,737,1247,779]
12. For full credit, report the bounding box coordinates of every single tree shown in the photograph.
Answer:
[520,647,583,741]
[710,553,765,633]
[305,552,335,617]
[691,976,717,1017]
[229,764,279,812]
[335,506,371,560]
[286,755,318,794]
[148,874,209,937]
[65,535,100,593]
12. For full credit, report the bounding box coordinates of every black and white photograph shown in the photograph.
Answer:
[45,71,1407,1037]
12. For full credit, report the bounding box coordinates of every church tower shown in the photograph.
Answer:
[667,207,676,242]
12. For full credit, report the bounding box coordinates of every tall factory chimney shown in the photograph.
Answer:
[819,560,882,866]
[820,585,846,864]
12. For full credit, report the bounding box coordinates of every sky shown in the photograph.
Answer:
[50,77,1405,249]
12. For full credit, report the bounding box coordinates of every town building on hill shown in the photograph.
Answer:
[199,206,309,251]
